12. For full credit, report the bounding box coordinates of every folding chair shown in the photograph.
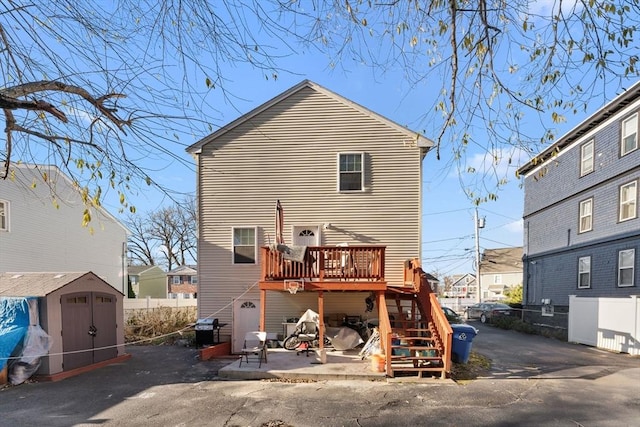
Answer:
[239,331,267,368]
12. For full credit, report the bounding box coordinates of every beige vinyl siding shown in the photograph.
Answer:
[197,87,423,334]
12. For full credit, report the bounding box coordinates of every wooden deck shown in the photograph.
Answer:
[258,248,453,379]
[259,245,387,291]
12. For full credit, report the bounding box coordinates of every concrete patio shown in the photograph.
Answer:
[217,347,454,383]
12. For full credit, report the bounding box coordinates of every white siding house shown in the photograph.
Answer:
[0,164,129,293]
[187,80,433,352]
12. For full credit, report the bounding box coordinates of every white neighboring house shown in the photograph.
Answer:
[448,273,477,298]
[0,164,130,293]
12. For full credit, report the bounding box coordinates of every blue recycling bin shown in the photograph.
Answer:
[450,324,478,364]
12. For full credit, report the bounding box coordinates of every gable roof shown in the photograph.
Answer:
[167,265,197,275]
[186,80,434,154]
[517,80,640,176]
[450,273,476,287]
[0,271,123,297]
[423,272,439,282]
[480,247,523,274]
[128,265,165,276]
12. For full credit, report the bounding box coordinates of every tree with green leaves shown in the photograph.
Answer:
[1,0,638,217]
[504,284,523,305]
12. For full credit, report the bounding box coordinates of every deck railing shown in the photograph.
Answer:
[260,245,386,281]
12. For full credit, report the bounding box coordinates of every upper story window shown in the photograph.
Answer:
[621,113,638,156]
[172,276,181,284]
[0,200,8,231]
[579,198,593,233]
[233,227,257,264]
[580,140,594,176]
[578,256,591,289]
[338,153,364,192]
[619,180,637,222]
[190,276,198,284]
[618,249,635,287]
[493,274,502,284]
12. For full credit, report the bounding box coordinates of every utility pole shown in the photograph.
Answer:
[474,208,485,303]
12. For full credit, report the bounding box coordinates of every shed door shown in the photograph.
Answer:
[61,292,118,370]
[61,293,93,370]
[92,293,118,363]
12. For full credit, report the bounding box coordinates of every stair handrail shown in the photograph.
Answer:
[409,259,453,377]
[376,291,392,374]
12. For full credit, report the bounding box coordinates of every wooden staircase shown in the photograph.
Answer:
[380,259,453,379]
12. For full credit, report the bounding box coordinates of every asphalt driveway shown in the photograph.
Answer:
[1,323,638,426]
[469,320,639,380]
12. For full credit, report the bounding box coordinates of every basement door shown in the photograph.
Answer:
[232,298,260,353]
[61,292,118,371]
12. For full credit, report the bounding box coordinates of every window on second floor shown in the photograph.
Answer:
[0,200,8,231]
[190,276,198,284]
[618,249,635,287]
[233,227,257,264]
[579,198,593,233]
[580,140,594,176]
[338,152,364,192]
[172,276,181,284]
[578,256,591,289]
[493,274,502,284]
[619,180,637,222]
[621,113,638,156]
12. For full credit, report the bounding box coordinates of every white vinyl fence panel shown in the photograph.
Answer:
[124,296,197,310]
[569,295,640,355]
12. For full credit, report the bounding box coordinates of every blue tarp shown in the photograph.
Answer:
[0,297,31,371]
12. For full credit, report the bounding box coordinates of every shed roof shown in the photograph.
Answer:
[0,272,122,297]
[186,80,433,154]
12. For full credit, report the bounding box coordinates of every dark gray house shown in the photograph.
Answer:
[517,81,640,335]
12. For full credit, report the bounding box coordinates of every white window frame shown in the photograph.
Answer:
[0,199,8,232]
[232,226,257,265]
[579,198,593,233]
[172,276,181,285]
[578,256,591,289]
[493,274,502,284]
[190,276,198,284]
[621,113,638,156]
[618,249,635,287]
[337,152,365,192]
[580,139,594,176]
[619,180,637,222]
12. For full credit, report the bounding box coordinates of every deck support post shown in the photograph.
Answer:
[260,289,266,332]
